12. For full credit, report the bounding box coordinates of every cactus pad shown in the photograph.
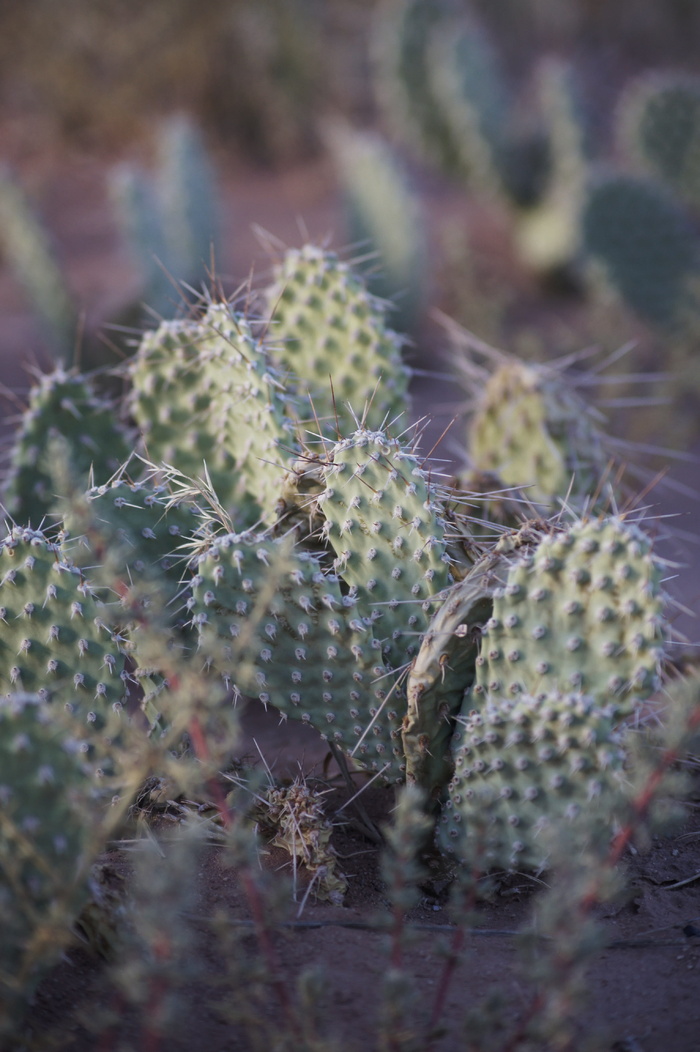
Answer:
[618,73,700,213]
[128,303,295,524]
[0,527,127,720]
[438,690,627,871]
[189,530,406,781]
[3,369,132,526]
[468,358,610,510]
[0,693,97,1028]
[582,175,698,327]
[471,517,666,712]
[61,473,202,606]
[317,428,464,670]
[265,245,410,436]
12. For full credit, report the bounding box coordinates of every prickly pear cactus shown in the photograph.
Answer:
[110,114,220,320]
[582,175,698,327]
[189,529,406,781]
[372,0,460,173]
[427,18,508,194]
[512,58,589,274]
[617,73,700,213]
[470,518,666,713]
[264,245,410,436]
[128,303,295,525]
[0,170,76,364]
[0,693,98,1032]
[326,124,427,334]
[2,368,132,527]
[468,358,611,510]
[0,527,127,720]
[438,690,627,871]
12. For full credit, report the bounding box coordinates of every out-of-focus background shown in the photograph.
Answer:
[0,0,699,470]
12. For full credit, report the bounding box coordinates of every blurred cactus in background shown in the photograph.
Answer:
[325,123,427,334]
[0,170,77,365]
[110,115,221,321]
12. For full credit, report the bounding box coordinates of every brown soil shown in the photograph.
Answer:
[2,143,700,1052]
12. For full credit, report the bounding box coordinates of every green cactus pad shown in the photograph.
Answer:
[427,19,508,195]
[128,303,295,524]
[61,473,202,606]
[265,244,410,436]
[317,428,465,670]
[438,690,627,871]
[110,115,220,321]
[0,527,127,721]
[471,517,666,712]
[3,368,132,527]
[372,0,460,172]
[0,693,97,1030]
[468,358,610,510]
[189,530,406,781]
[327,124,427,334]
[0,171,77,365]
[403,555,496,802]
[582,175,698,327]
[512,59,589,273]
[618,73,700,213]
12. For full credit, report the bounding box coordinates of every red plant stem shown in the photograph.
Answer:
[426,860,480,1045]
[428,923,466,1033]
[187,713,302,1041]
